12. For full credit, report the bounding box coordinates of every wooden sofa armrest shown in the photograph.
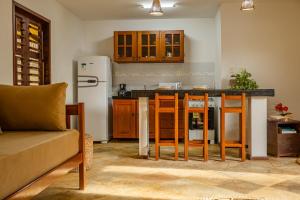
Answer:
[66,102,85,152]
[65,103,86,189]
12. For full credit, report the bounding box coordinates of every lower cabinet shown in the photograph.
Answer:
[113,99,184,139]
[113,100,138,138]
[148,100,184,139]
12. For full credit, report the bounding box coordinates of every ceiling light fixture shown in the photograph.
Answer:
[241,0,255,11]
[142,2,176,9]
[149,0,164,16]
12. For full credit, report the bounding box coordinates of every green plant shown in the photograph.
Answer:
[230,69,259,90]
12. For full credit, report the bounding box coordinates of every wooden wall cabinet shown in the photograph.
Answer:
[160,30,184,63]
[138,31,160,62]
[114,30,184,63]
[114,31,137,63]
[113,100,138,138]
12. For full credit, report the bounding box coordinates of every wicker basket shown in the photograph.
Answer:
[71,134,93,172]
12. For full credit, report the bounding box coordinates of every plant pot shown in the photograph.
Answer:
[229,79,236,88]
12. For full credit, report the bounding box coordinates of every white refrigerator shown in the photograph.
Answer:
[77,56,112,142]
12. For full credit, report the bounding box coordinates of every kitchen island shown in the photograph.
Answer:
[115,89,275,160]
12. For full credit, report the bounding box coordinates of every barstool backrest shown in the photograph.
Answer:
[155,93,179,109]
[221,93,246,109]
[184,93,208,105]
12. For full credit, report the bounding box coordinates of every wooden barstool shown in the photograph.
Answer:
[184,93,209,161]
[220,93,246,161]
[155,93,179,161]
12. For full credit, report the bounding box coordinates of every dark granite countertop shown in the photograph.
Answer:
[112,96,136,99]
[113,89,275,99]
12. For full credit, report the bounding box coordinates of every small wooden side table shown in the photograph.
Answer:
[267,119,300,157]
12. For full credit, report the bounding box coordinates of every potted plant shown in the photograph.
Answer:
[230,69,259,90]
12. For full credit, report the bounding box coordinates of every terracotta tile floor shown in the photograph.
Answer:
[34,142,300,200]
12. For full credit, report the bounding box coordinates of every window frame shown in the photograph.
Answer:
[12,1,51,86]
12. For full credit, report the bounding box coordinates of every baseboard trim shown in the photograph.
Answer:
[249,156,269,160]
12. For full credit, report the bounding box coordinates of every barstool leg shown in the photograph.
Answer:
[204,113,209,161]
[174,96,179,161]
[155,130,159,160]
[155,97,159,161]
[220,111,226,161]
[184,98,189,161]
[241,112,246,162]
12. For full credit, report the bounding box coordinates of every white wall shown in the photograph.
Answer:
[0,0,13,84]
[0,0,84,103]
[83,18,216,63]
[219,0,300,118]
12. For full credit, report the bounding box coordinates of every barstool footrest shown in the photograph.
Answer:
[224,140,243,148]
[221,107,242,113]
[225,144,243,148]
[188,140,205,147]
[158,108,175,113]
[188,108,205,113]
[159,140,176,146]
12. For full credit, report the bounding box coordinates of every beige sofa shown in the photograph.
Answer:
[0,84,86,200]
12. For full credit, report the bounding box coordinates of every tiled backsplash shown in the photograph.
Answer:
[112,62,216,95]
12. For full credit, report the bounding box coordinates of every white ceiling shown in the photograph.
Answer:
[56,0,224,20]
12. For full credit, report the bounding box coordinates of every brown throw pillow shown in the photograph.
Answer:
[0,83,67,131]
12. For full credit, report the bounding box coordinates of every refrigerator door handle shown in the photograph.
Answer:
[78,75,106,88]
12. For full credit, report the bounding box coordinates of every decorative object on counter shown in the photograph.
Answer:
[297,157,300,165]
[230,69,258,90]
[270,103,293,121]
[0,126,2,134]
[193,85,208,90]
[158,82,182,90]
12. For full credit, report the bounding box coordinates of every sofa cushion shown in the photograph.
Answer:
[0,83,67,131]
[0,130,79,199]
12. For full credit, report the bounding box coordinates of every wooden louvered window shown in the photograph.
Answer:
[13,2,51,86]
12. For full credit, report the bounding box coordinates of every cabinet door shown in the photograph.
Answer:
[149,100,184,139]
[114,31,137,63]
[138,31,160,62]
[113,100,137,138]
[160,30,184,63]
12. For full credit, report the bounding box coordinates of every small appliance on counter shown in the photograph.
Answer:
[118,84,131,97]
[157,82,182,90]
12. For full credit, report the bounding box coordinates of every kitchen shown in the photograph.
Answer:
[79,25,274,160]
[2,0,300,199]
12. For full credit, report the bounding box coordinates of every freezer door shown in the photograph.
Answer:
[78,56,110,82]
[78,82,109,142]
